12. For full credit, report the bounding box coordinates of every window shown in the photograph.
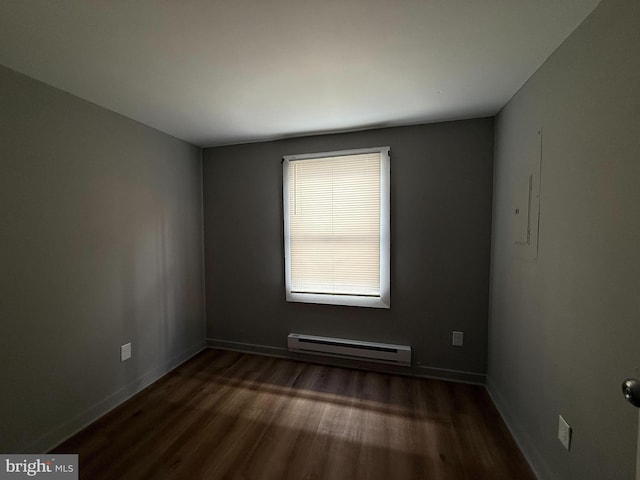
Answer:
[283,146,390,308]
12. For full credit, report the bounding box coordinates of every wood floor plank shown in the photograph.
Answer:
[52,349,535,480]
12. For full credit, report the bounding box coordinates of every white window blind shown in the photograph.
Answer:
[283,147,390,309]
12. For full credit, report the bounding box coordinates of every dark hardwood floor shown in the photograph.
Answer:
[53,349,535,479]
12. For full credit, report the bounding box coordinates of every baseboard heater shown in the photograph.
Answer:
[287,333,411,366]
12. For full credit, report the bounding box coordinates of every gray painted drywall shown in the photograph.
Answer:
[488,0,640,478]
[0,65,206,452]
[203,119,494,379]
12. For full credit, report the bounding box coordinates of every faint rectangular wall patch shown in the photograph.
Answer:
[0,455,78,479]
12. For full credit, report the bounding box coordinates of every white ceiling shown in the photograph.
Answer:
[0,0,600,147]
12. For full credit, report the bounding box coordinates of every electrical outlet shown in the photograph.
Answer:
[121,343,132,362]
[558,414,572,450]
[452,331,464,347]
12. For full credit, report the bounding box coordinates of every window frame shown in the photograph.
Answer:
[282,146,390,309]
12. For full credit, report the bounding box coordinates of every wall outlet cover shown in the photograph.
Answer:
[121,343,132,362]
[558,414,572,451]
[452,331,464,347]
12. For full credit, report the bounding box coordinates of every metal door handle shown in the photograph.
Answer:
[622,379,640,407]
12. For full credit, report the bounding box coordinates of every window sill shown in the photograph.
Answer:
[286,292,390,309]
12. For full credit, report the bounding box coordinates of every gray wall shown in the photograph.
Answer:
[203,119,494,381]
[488,0,640,478]
[0,65,206,452]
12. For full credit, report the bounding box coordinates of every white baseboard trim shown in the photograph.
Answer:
[29,340,207,454]
[207,338,289,358]
[485,376,549,480]
[206,338,486,385]
[415,364,486,385]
